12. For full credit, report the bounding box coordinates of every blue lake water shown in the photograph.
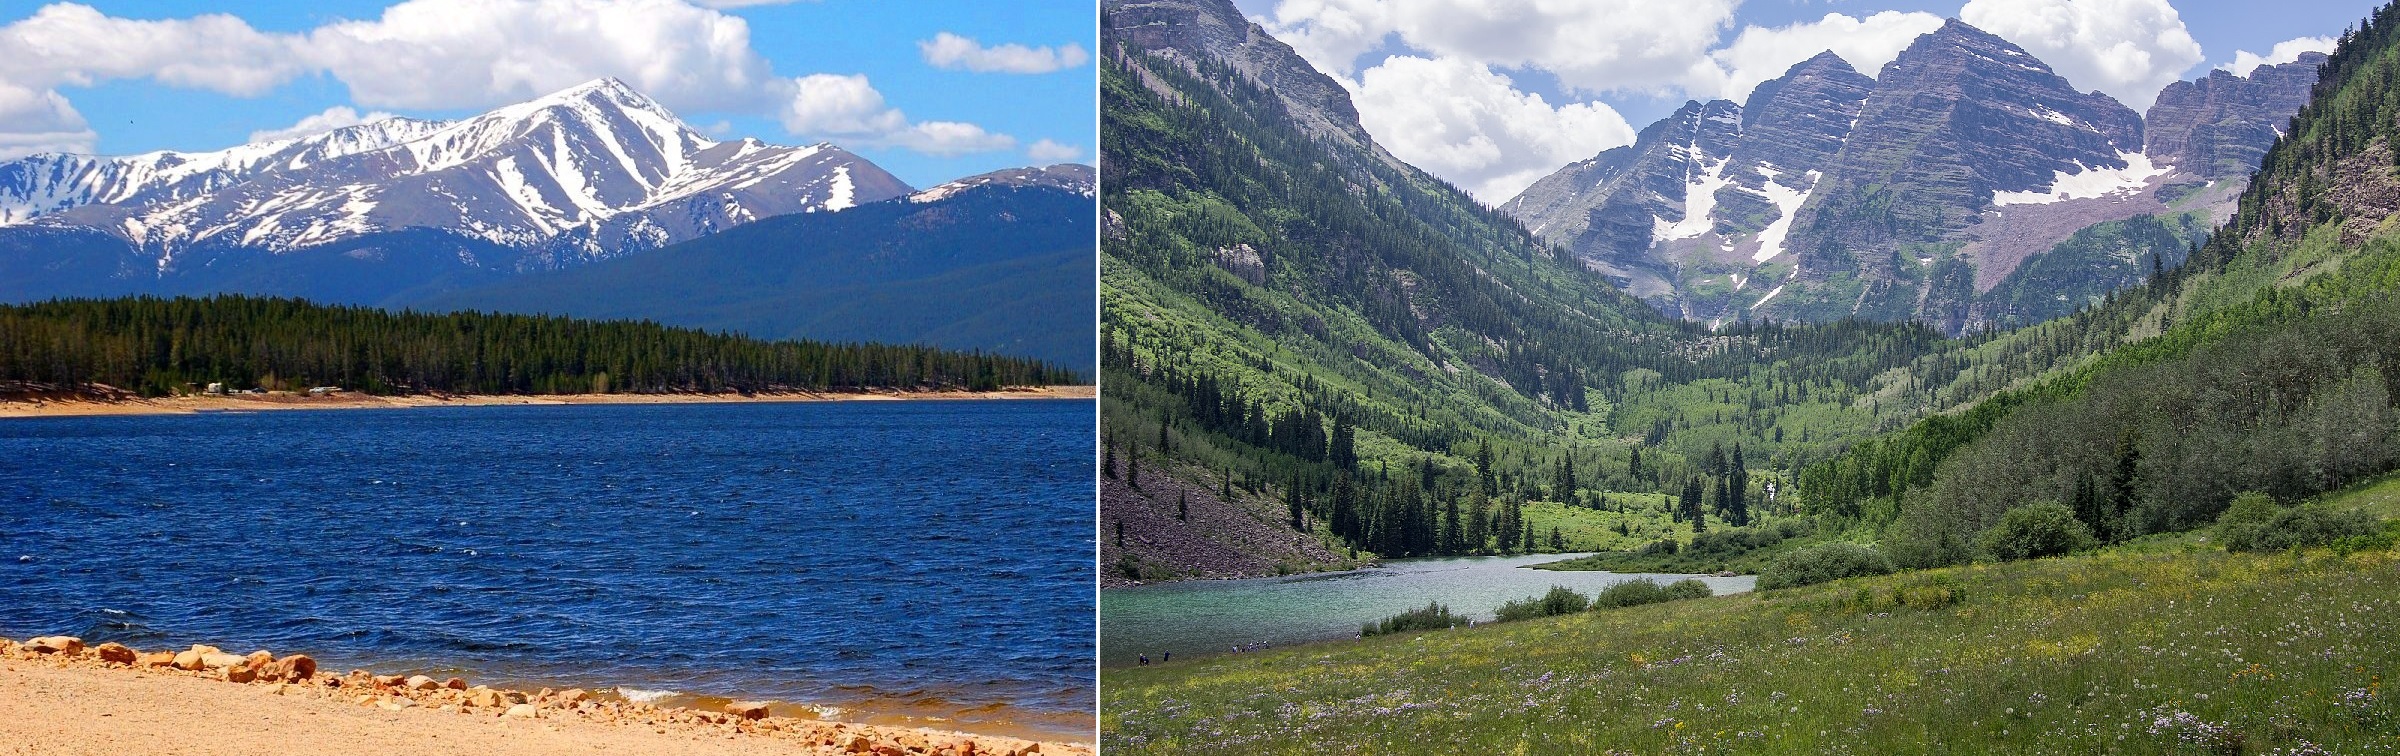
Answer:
[1101,553,1755,667]
[0,400,1094,741]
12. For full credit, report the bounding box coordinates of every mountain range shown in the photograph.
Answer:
[1502,20,2323,333]
[0,79,1094,371]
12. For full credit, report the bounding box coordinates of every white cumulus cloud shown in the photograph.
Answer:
[780,73,1013,155]
[1959,0,2204,110]
[1264,0,1738,94]
[0,79,94,159]
[247,106,399,143]
[2219,36,2336,77]
[918,32,1088,74]
[1685,11,1945,102]
[0,0,1017,158]
[1351,55,1634,203]
[1026,138,1082,162]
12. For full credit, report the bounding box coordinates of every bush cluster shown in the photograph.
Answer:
[1977,502,2096,561]
[2215,492,2383,552]
[1361,602,1466,637]
[1494,586,1592,622]
[1757,542,1895,589]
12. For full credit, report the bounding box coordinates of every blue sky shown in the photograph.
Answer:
[1229,0,2384,202]
[0,0,1096,188]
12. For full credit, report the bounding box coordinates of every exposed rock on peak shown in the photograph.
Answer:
[2146,53,2328,180]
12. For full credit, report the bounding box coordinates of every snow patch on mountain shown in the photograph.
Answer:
[1990,151,2168,206]
[1656,159,1731,241]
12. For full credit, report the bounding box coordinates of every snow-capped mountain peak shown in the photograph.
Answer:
[0,79,911,266]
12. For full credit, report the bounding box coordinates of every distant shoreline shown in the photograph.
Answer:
[0,385,1095,419]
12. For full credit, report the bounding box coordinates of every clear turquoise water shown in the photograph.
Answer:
[1101,554,1754,666]
[0,400,1093,739]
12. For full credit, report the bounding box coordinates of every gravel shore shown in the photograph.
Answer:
[0,636,1091,756]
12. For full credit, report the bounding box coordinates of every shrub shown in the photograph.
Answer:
[1977,502,2096,561]
[2212,492,2281,551]
[1493,586,1590,623]
[1361,602,1465,636]
[1589,578,1714,610]
[1757,542,1895,589]
[1661,578,1713,601]
[2239,506,2382,552]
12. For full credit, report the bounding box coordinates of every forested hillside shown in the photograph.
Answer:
[0,295,1077,397]
[1802,1,2400,565]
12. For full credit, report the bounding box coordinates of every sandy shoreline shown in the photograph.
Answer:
[0,636,1091,756]
[0,385,1094,419]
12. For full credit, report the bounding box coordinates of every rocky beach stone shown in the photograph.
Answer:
[137,651,175,667]
[223,665,257,684]
[404,675,439,691]
[502,703,538,719]
[92,642,135,665]
[199,652,247,669]
[725,701,771,720]
[445,677,467,690]
[26,636,84,655]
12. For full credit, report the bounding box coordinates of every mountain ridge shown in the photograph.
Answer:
[1502,19,2325,333]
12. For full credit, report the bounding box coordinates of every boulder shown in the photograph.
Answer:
[260,655,315,681]
[444,677,467,690]
[223,665,258,684]
[468,688,507,709]
[172,650,208,670]
[726,701,771,720]
[502,703,538,719]
[199,652,248,669]
[138,651,176,668]
[557,688,591,704]
[243,650,274,669]
[404,675,439,691]
[372,674,404,688]
[25,636,84,655]
[93,642,136,665]
[842,734,875,753]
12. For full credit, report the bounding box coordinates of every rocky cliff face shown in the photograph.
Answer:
[1498,53,1879,320]
[1105,0,1379,157]
[1499,100,1744,310]
[2146,53,2328,181]
[1504,19,2322,333]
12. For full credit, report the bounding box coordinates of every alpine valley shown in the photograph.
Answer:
[1103,0,2400,751]
[0,78,1096,370]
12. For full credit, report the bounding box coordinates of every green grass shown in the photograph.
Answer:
[1103,541,2400,754]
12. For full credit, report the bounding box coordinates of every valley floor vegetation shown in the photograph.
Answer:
[1103,474,2400,755]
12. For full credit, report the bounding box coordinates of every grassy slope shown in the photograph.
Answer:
[1103,483,2400,755]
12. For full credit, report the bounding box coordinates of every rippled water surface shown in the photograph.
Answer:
[1102,553,1754,666]
[0,400,1093,740]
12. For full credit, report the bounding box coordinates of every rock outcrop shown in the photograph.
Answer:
[2146,53,2328,180]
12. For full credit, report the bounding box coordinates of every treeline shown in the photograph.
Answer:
[0,295,1079,396]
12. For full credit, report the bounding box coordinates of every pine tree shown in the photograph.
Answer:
[1177,492,1188,521]
[1727,444,1751,527]
[1127,444,1140,490]
[1549,526,1564,551]
[1288,475,1306,531]
[1441,497,1462,554]
[1466,490,1490,553]
[1103,441,1118,479]
[1475,438,1498,497]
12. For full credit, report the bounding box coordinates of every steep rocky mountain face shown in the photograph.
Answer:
[1500,52,1872,319]
[2146,53,2329,181]
[1505,20,2324,333]
[0,78,909,277]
